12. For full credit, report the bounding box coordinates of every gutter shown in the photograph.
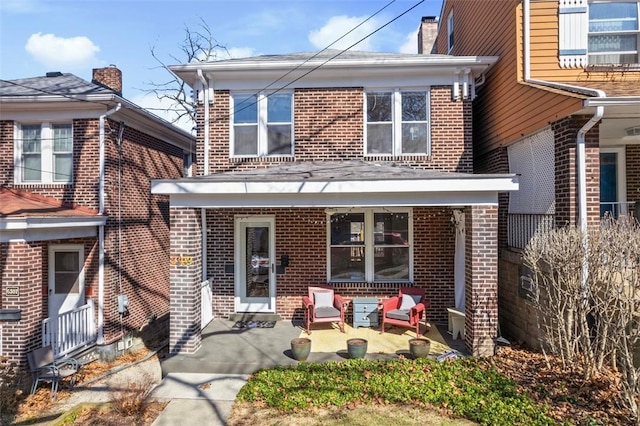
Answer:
[97,103,121,345]
[523,0,605,233]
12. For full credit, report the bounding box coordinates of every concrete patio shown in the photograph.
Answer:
[159,319,467,376]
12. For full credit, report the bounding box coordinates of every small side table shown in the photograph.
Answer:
[352,297,379,328]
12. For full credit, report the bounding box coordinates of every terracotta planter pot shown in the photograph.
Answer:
[409,338,431,359]
[291,337,311,361]
[346,338,368,359]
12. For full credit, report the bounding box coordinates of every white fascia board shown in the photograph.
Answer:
[0,216,106,231]
[0,226,98,243]
[152,176,518,195]
[169,191,501,209]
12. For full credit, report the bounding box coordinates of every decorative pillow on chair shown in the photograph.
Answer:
[400,294,422,310]
[314,291,334,308]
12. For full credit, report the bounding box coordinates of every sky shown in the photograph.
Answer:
[0,0,444,130]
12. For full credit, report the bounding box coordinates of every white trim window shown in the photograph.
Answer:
[588,1,640,64]
[365,89,430,156]
[327,209,412,283]
[231,91,293,157]
[49,244,84,299]
[14,122,73,184]
[447,10,454,53]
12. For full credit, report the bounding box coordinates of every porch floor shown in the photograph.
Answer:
[159,319,466,376]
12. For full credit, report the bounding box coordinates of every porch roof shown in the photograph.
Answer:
[152,161,518,208]
[0,188,105,241]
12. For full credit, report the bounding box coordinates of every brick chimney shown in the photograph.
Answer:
[92,65,122,95]
[418,16,438,54]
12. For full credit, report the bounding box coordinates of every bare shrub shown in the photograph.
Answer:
[110,374,155,417]
[0,356,22,419]
[523,216,640,423]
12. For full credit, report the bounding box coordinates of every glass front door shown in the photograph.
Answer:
[600,150,627,218]
[235,216,275,312]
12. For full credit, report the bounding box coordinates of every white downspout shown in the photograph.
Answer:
[197,69,210,176]
[97,102,121,344]
[523,0,605,231]
[201,208,207,282]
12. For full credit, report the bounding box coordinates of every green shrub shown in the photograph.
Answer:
[236,357,561,425]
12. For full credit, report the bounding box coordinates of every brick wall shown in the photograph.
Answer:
[465,205,499,357]
[475,147,509,250]
[553,116,600,227]
[101,120,184,345]
[627,145,640,205]
[201,86,471,174]
[169,208,203,354]
[203,207,455,324]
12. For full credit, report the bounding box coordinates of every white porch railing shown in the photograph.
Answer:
[43,301,96,357]
[600,201,637,219]
[507,213,555,250]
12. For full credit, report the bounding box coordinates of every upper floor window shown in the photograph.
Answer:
[328,209,412,283]
[588,1,639,64]
[447,10,454,53]
[231,92,293,157]
[365,89,430,156]
[15,122,73,184]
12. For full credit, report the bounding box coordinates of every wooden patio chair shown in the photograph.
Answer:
[27,345,80,398]
[381,287,429,337]
[302,285,347,334]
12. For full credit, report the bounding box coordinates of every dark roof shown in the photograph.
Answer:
[0,73,113,97]
[183,160,510,182]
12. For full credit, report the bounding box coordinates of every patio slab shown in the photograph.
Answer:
[160,319,466,376]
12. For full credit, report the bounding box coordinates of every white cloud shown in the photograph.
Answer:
[308,15,379,51]
[129,92,195,135]
[399,30,418,54]
[25,33,101,69]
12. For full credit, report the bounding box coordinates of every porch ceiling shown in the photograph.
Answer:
[152,160,518,208]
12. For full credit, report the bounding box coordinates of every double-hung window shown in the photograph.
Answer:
[231,91,293,157]
[327,209,411,283]
[588,1,640,64]
[15,122,73,184]
[447,10,454,53]
[365,89,430,156]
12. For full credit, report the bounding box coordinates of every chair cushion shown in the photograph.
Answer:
[386,309,410,321]
[315,306,340,318]
[314,291,334,308]
[400,294,422,310]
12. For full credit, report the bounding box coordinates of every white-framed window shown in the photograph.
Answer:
[14,122,73,184]
[588,1,639,64]
[230,91,293,157]
[365,89,430,156]
[447,10,454,53]
[327,208,412,283]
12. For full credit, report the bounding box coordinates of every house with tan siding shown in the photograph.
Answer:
[433,0,640,346]
[151,50,518,357]
[0,67,194,367]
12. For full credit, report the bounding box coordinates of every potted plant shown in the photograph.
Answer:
[346,338,368,359]
[408,338,431,359]
[290,337,311,361]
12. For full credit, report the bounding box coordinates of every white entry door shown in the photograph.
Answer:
[48,245,85,324]
[235,216,276,313]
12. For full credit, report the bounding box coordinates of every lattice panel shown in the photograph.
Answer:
[508,128,555,214]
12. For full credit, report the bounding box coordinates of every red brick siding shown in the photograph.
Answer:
[553,116,600,227]
[201,87,471,174]
[0,121,14,186]
[627,145,640,205]
[169,208,203,354]
[475,147,510,250]
[101,120,184,344]
[465,205,499,357]
[204,207,455,324]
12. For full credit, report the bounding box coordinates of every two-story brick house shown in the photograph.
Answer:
[151,50,518,357]
[0,67,195,365]
[433,0,640,346]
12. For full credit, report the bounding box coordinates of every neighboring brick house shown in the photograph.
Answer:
[151,50,518,357]
[433,0,640,346]
[0,67,195,365]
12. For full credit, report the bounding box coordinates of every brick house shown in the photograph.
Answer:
[433,0,640,346]
[151,50,518,357]
[0,67,195,365]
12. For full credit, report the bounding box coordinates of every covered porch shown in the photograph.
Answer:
[152,161,518,358]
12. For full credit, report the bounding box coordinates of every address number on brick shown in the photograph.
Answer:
[6,287,19,297]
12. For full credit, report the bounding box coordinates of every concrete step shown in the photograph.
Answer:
[227,313,281,322]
